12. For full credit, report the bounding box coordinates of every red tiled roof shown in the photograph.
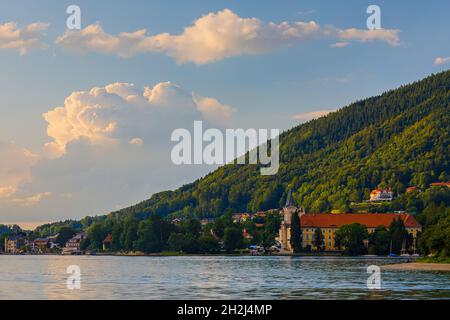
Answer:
[371,188,392,193]
[300,213,421,229]
[103,234,113,243]
[431,182,450,187]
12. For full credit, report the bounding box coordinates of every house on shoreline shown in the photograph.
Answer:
[62,232,86,255]
[4,235,27,254]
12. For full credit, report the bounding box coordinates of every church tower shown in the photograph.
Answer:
[278,190,304,252]
[285,189,295,207]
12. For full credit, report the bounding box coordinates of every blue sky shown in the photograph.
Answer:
[0,0,449,228]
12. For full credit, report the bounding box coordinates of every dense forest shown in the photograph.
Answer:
[30,70,450,256]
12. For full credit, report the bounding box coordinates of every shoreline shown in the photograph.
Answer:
[382,262,450,272]
[1,251,417,258]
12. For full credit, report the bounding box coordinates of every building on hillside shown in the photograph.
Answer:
[253,211,267,218]
[103,234,113,251]
[242,229,253,241]
[171,218,182,225]
[369,188,394,202]
[430,181,450,188]
[62,232,86,255]
[33,238,49,253]
[200,218,216,226]
[4,235,26,254]
[232,213,251,223]
[32,235,59,253]
[278,210,422,252]
[406,186,419,193]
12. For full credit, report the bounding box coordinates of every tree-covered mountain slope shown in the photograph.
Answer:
[111,70,449,220]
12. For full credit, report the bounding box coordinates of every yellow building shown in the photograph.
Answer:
[4,235,26,254]
[279,211,422,252]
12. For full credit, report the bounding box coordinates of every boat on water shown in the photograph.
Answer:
[388,253,398,257]
[400,239,410,257]
[388,240,398,257]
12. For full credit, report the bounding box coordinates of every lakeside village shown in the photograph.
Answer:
[1,182,449,257]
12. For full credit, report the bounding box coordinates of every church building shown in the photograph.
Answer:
[277,191,422,252]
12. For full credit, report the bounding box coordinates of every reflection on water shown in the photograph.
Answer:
[0,256,449,300]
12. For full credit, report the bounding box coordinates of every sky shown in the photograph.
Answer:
[0,0,449,229]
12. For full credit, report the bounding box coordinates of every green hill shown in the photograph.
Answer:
[111,70,450,219]
[33,70,450,256]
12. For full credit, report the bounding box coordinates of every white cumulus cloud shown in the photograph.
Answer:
[0,22,49,55]
[330,27,400,47]
[434,56,450,66]
[42,82,234,158]
[194,95,235,125]
[56,9,400,64]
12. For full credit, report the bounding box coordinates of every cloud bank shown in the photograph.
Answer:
[0,141,51,207]
[43,82,234,158]
[0,141,39,198]
[1,81,235,222]
[56,9,400,64]
[0,22,49,55]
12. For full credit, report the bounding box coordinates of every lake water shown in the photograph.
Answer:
[0,255,449,300]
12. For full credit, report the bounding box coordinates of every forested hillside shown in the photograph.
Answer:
[110,70,449,219]
[31,70,450,256]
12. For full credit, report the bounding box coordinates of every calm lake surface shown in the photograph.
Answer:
[0,255,449,300]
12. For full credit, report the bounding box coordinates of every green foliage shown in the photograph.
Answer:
[223,227,244,253]
[313,228,324,251]
[369,226,391,255]
[121,215,138,251]
[56,227,76,247]
[34,220,84,237]
[134,220,162,253]
[168,233,187,252]
[335,223,369,256]
[389,218,413,254]
[290,212,302,253]
[180,218,202,238]
[264,212,282,236]
[212,214,233,239]
[198,234,220,253]
[419,215,450,256]
[86,221,109,251]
